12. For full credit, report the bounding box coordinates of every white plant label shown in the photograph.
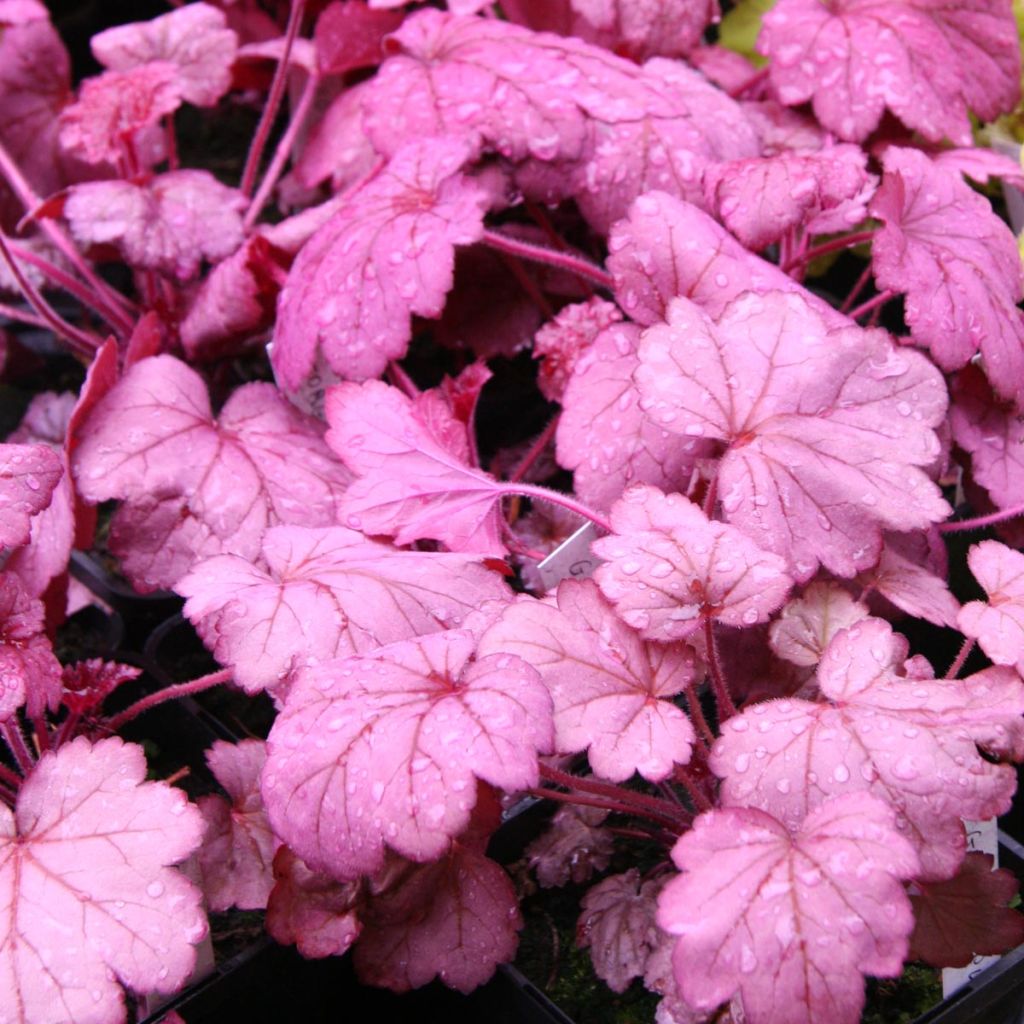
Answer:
[537,523,600,591]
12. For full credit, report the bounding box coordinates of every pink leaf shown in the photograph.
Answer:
[478,578,698,781]
[196,740,278,912]
[64,171,246,281]
[90,3,238,107]
[58,63,182,165]
[272,136,489,389]
[657,793,919,1024]
[712,618,1024,879]
[534,297,621,403]
[870,145,1024,404]
[72,355,352,590]
[931,145,1024,191]
[262,631,553,878]
[0,571,61,721]
[178,525,511,694]
[555,320,704,513]
[635,291,950,580]
[740,100,827,156]
[325,380,507,554]
[61,659,141,716]
[353,802,521,993]
[0,442,62,551]
[592,485,794,640]
[0,737,206,1024]
[266,845,363,958]
[959,540,1024,667]
[768,582,870,668]
[314,1,404,74]
[578,869,667,994]
[704,144,876,251]
[759,0,1020,144]
[524,803,613,887]
[607,192,847,329]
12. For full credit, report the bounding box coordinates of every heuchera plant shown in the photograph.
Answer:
[5,1,1024,1022]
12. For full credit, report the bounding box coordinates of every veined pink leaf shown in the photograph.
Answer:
[262,630,553,879]
[0,572,61,721]
[61,659,141,716]
[266,846,363,958]
[90,3,238,107]
[635,291,950,580]
[931,146,1024,191]
[58,63,181,165]
[534,297,621,403]
[71,355,352,591]
[870,146,1024,404]
[740,100,827,156]
[272,135,489,389]
[352,797,521,993]
[196,740,278,912]
[959,540,1024,668]
[0,737,206,1024]
[478,578,698,781]
[592,486,793,640]
[606,192,847,329]
[578,869,667,994]
[555,321,704,513]
[909,852,1024,967]
[657,794,919,1024]
[704,144,876,251]
[64,171,246,281]
[712,618,1024,879]
[525,803,613,887]
[768,582,870,668]
[759,0,1020,144]
[178,525,511,694]
[0,442,62,552]
[325,380,507,554]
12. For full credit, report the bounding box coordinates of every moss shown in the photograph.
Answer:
[862,964,942,1024]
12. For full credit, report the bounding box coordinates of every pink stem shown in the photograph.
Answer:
[482,229,614,290]
[387,360,421,398]
[702,475,718,519]
[0,301,48,330]
[240,0,308,198]
[105,669,232,732]
[30,716,49,755]
[686,685,715,748]
[944,637,975,679]
[839,263,874,314]
[244,69,320,232]
[938,502,1024,533]
[847,289,895,321]
[500,482,612,533]
[164,115,180,172]
[508,415,560,484]
[495,249,555,319]
[781,230,876,272]
[0,758,24,791]
[674,763,712,812]
[0,233,101,356]
[727,66,770,99]
[526,786,681,826]
[704,616,738,722]
[0,721,35,775]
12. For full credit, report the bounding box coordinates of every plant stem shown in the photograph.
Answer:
[539,763,689,827]
[500,482,612,533]
[482,229,614,290]
[0,301,49,330]
[847,289,895,321]
[240,0,307,198]
[781,229,875,272]
[0,721,35,775]
[0,758,24,791]
[244,68,320,231]
[495,249,555,319]
[527,786,678,825]
[508,415,560,484]
[839,263,874,314]
[387,360,420,398]
[727,66,770,99]
[938,502,1024,533]
[105,669,232,732]
[944,637,975,679]
[674,763,713,812]
[686,684,715,748]
[704,616,738,722]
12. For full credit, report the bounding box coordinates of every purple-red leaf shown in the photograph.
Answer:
[657,794,919,1024]
[759,0,1020,144]
[534,297,621,404]
[178,525,511,694]
[90,3,238,107]
[0,737,206,1024]
[0,572,61,721]
[262,631,553,878]
[592,485,793,640]
[870,146,1024,404]
[325,380,507,554]
[525,803,613,888]
[713,618,1024,879]
[61,659,141,716]
[196,740,278,912]
[314,1,403,75]
[0,442,62,552]
[909,852,1024,967]
[478,579,699,781]
[272,136,489,389]
[635,291,949,580]
[64,171,246,281]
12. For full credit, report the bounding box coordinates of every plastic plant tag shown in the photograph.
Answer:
[536,521,600,591]
[942,817,1000,998]
[267,342,341,418]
